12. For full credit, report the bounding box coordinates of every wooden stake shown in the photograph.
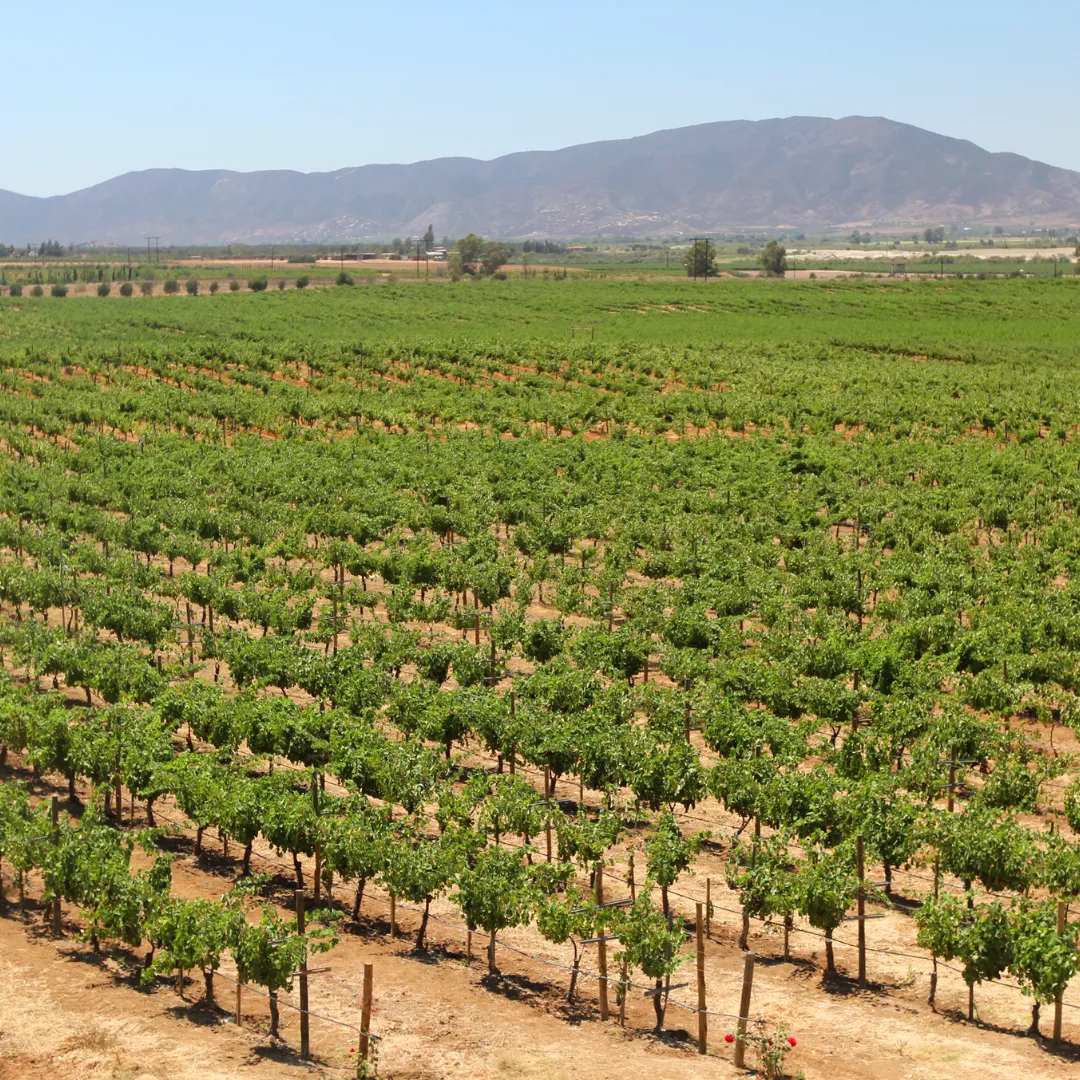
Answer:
[50,796,61,936]
[733,953,755,1070]
[359,963,373,1062]
[1054,899,1067,1041]
[705,877,712,938]
[235,979,243,1026]
[390,893,396,938]
[627,852,636,902]
[185,601,195,665]
[596,863,609,1020]
[508,690,516,775]
[696,903,707,1054]
[296,890,310,1059]
[856,836,866,985]
[929,855,940,1007]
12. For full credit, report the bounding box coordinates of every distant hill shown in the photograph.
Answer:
[3,116,1080,244]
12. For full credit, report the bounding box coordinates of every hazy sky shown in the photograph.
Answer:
[6,1,1079,196]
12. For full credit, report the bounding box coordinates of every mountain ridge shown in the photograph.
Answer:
[3,115,1079,244]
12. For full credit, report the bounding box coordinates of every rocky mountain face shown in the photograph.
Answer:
[3,116,1079,244]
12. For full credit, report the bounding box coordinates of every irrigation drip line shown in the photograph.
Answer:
[212,967,379,1041]
[356,886,763,1023]
[28,762,1080,1036]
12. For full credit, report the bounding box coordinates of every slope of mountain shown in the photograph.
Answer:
[3,116,1080,244]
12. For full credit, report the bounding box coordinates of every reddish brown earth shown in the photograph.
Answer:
[3,747,1079,1080]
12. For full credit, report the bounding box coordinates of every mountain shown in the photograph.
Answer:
[3,116,1080,244]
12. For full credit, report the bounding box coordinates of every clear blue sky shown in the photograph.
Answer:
[6,1,1079,196]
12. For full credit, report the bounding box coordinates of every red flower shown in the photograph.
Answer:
[350,1048,356,1054]
[724,1034,735,1044]
[788,1037,797,1047]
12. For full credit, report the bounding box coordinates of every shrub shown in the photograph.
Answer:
[209,281,219,294]
[119,281,133,297]
[295,275,310,290]
[336,271,354,286]
[163,278,180,295]
[8,283,22,297]
[248,276,268,292]
[140,280,154,296]
[51,284,68,298]
[97,282,111,297]
[31,284,44,297]
[229,279,241,292]
[185,278,199,295]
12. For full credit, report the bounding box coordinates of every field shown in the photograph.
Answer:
[2,276,1080,1080]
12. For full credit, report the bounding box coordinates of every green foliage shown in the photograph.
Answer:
[760,241,787,277]
[615,892,687,1030]
[1008,899,1080,1030]
[456,234,485,274]
[683,240,717,278]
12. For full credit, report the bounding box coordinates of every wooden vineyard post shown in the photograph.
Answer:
[596,863,609,1020]
[507,691,516,775]
[929,856,940,1007]
[185,601,195,666]
[627,852,636,902]
[544,767,553,862]
[389,893,396,939]
[696,903,707,1054]
[296,889,310,1059]
[359,963,374,1065]
[856,835,867,985]
[312,776,322,904]
[236,979,243,1027]
[1054,899,1067,1041]
[466,929,473,963]
[50,796,61,936]
[733,953,755,1070]
[705,877,712,938]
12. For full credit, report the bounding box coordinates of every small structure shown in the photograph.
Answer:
[890,262,908,277]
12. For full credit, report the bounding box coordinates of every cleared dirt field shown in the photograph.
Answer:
[3,738,1079,1080]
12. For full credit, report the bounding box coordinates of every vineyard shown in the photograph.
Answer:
[2,277,1080,1080]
